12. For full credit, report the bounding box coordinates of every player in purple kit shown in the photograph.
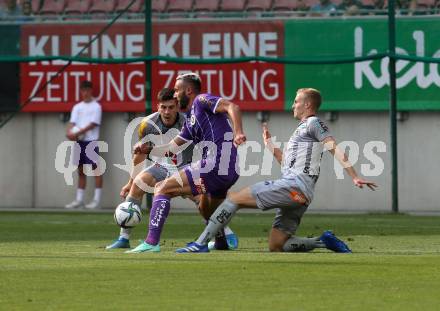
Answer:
[127,72,246,253]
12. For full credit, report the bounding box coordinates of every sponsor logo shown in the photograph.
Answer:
[216,210,232,224]
[150,200,168,227]
[289,190,307,204]
[164,151,178,165]
[317,120,329,134]
[355,27,440,89]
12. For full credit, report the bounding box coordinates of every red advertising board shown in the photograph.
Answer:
[20,21,284,112]
[21,24,145,112]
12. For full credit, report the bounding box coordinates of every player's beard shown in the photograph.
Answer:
[179,94,190,110]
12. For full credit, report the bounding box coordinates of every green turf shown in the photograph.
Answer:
[1,211,440,311]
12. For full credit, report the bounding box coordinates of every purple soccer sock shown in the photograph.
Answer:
[145,194,171,246]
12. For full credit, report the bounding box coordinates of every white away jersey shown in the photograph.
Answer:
[281,116,333,201]
[138,112,193,168]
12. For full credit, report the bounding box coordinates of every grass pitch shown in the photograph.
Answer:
[1,211,440,311]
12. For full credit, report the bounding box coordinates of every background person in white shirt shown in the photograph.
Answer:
[65,81,103,209]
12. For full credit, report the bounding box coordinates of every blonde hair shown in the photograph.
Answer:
[297,88,322,110]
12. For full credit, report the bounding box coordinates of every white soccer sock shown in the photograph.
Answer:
[224,226,233,236]
[196,199,238,245]
[76,188,85,202]
[120,228,132,240]
[125,195,141,206]
[283,237,325,252]
[93,188,102,203]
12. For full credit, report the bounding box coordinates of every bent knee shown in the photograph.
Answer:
[154,181,174,196]
[269,246,283,252]
[268,243,284,252]
[134,173,155,188]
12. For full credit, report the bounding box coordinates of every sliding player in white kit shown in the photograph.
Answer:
[177,88,377,253]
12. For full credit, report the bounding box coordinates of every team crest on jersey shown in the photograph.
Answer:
[198,95,218,108]
[295,127,307,136]
[198,95,212,106]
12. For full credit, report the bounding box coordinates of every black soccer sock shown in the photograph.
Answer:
[282,236,326,252]
[214,228,229,250]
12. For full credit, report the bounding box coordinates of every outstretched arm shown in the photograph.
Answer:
[262,122,283,165]
[215,99,246,146]
[133,136,189,158]
[323,137,377,190]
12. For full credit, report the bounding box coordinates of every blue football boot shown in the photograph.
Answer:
[105,237,130,250]
[320,230,352,253]
[176,242,209,253]
[226,233,239,250]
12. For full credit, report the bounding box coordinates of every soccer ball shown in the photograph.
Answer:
[114,202,142,228]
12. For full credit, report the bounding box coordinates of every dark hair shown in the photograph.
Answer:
[176,73,202,93]
[157,88,175,102]
[80,80,93,89]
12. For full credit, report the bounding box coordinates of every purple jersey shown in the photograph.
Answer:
[178,93,238,175]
